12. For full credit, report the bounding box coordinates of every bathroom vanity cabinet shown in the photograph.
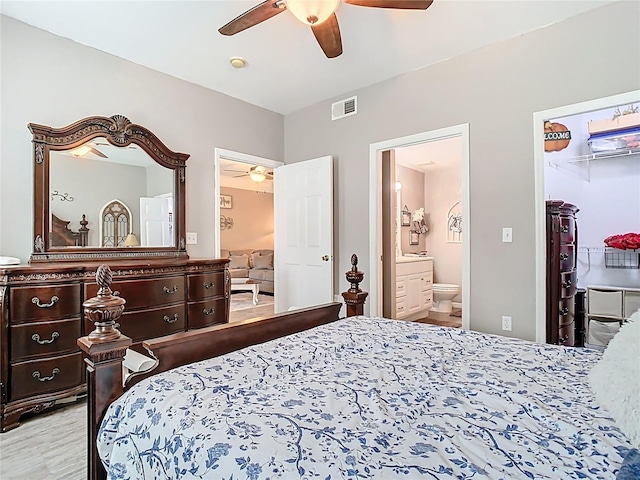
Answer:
[395,257,433,319]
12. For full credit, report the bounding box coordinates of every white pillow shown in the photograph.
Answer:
[589,311,640,448]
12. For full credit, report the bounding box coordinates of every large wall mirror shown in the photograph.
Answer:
[29,115,189,263]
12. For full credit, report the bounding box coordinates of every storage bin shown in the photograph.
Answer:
[624,291,640,318]
[587,127,640,154]
[588,289,623,319]
[587,319,620,347]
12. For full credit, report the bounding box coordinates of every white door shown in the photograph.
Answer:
[140,197,172,247]
[274,156,333,313]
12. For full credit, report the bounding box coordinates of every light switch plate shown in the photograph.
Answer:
[186,232,197,244]
[502,315,512,331]
[502,227,513,243]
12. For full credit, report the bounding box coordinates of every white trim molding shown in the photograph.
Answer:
[368,124,471,330]
[532,90,640,343]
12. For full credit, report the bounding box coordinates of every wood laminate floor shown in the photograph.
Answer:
[414,310,463,328]
[0,399,86,480]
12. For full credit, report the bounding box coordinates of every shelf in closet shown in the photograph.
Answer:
[547,148,639,181]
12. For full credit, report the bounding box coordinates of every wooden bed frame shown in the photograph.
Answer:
[50,213,89,247]
[78,254,368,480]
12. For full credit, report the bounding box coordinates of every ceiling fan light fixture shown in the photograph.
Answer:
[70,145,92,157]
[284,0,340,25]
[249,171,266,183]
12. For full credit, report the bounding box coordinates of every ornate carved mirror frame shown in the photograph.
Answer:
[29,115,189,263]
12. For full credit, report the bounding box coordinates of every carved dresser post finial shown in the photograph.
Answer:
[83,265,126,342]
[78,264,132,480]
[341,254,368,317]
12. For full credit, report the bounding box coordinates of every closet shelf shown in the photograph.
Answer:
[548,149,639,182]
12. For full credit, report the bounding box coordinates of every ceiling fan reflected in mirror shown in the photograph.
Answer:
[69,142,108,159]
[219,0,434,58]
[225,165,274,183]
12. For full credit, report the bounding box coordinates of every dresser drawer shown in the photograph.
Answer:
[395,298,407,318]
[188,297,227,329]
[560,271,576,299]
[588,289,623,319]
[558,244,575,271]
[11,318,81,362]
[114,304,186,342]
[557,298,575,327]
[396,278,407,298]
[9,284,81,323]
[421,291,433,310]
[85,275,185,311]
[10,352,83,402]
[559,215,575,244]
[188,272,225,301]
[557,322,575,347]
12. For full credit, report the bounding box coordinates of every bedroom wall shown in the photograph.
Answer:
[0,15,284,262]
[283,1,640,340]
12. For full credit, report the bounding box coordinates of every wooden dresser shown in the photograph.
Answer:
[545,200,579,346]
[0,258,229,431]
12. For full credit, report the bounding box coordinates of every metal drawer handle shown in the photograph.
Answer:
[32,368,60,382]
[163,314,179,324]
[559,308,569,316]
[31,296,59,308]
[562,279,572,288]
[560,253,569,260]
[398,285,404,289]
[163,286,179,294]
[113,290,121,297]
[559,335,569,345]
[204,282,215,289]
[398,306,404,310]
[203,307,215,316]
[32,332,59,345]
[561,225,569,233]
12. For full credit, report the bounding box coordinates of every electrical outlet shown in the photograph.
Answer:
[502,315,512,331]
[186,232,197,245]
[502,227,513,243]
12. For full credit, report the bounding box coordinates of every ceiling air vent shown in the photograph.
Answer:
[331,96,357,121]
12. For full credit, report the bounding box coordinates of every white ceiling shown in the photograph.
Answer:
[1,1,615,114]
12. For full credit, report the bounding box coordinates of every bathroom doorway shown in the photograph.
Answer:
[368,124,470,330]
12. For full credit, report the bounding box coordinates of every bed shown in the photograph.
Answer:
[79,259,638,480]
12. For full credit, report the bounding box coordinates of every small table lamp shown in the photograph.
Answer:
[123,233,140,247]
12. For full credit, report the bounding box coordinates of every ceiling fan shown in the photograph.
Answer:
[219,0,433,58]
[225,165,274,183]
[69,142,108,159]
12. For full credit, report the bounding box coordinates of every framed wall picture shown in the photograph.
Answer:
[409,230,419,245]
[401,205,411,226]
[220,194,232,209]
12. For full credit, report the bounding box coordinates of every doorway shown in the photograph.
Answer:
[533,90,640,343]
[368,124,470,330]
[214,148,283,321]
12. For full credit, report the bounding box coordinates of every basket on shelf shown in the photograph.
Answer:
[604,248,640,269]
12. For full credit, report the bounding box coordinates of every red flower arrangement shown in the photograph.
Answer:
[604,232,640,250]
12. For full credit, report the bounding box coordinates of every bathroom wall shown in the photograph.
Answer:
[396,164,426,254]
[424,146,463,303]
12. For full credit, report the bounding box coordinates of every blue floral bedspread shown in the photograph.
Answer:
[98,317,631,479]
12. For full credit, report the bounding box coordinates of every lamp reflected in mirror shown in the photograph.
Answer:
[123,233,140,247]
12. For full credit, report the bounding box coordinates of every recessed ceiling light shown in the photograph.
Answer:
[229,57,247,68]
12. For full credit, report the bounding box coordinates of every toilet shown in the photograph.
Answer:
[431,283,460,313]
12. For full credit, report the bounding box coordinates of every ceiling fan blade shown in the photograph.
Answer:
[219,0,285,36]
[232,174,250,178]
[344,0,433,9]
[89,146,108,158]
[311,13,342,58]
